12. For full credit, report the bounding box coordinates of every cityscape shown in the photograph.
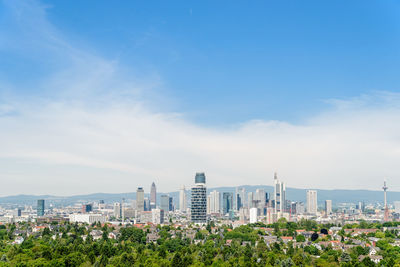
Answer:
[2,0,400,266]
[1,173,397,226]
[1,173,400,265]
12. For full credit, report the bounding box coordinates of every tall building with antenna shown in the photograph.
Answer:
[150,182,157,210]
[383,180,389,221]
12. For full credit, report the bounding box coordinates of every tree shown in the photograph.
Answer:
[340,252,351,263]
[296,234,305,242]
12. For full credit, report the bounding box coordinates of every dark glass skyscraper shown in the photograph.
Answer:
[37,199,45,217]
[222,192,233,214]
[191,172,207,223]
[195,172,206,184]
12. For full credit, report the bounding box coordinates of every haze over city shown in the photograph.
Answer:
[1,0,400,195]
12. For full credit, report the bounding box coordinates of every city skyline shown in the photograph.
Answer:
[2,0,400,195]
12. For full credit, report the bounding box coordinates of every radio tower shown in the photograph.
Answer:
[383,180,389,222]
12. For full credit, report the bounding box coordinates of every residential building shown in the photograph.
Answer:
[191,172,207,223]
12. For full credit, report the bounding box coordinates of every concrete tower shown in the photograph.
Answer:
[383,180,389,221]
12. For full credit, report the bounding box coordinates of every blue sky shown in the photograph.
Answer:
[3,0,400,124]
[1,0,400,195]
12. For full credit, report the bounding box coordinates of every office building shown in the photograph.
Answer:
[69,214,107,224]
[191,172,207,223]
[113,202,122,218]
[248,192,254,208]
[179,185,187,212]
[37,199,45,217]
[152,209,164,224]
[274,173,286,213]
[306,190,318,215]
[144,198,151,211]
[168,196,174,211]
[150,182,157,210]
[136,187,144,212]
[237,187,246,210]
[325,200,332,215]
[249,207,258,223]
[222,192,233,215]
[160,195,170,212]
[208,190,220,214]
[82,204,93,213]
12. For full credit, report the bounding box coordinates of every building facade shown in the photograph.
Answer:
[306,190,318,215]
[136,187,144,212]
[191,172,207,223]
[37,199,45,217]
[150,182,156,210]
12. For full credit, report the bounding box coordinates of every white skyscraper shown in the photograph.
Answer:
[325,200,332,215]
[208,190,220,214]
[179,185,187,212]
[113,202,122,218]
[249,207,258,223]
[306,190,318,215]
[273,173,286,213]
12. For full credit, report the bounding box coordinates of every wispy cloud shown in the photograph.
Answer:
[1,0,400,196]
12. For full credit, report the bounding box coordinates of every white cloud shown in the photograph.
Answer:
[1,0,400,196]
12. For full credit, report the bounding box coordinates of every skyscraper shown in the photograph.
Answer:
[113,202,122,218]
[208,190,220,214]
[191,172,207,223]
[150,182,157,210]
[136,187,144,212]
[179,185,187,212]
[222,192,233,215]
[325,200,332,215]
[273,173,286,213]
[160,194,170,212]
[237,187,246,210]
[37,199,45,217]
[306,190,318,215]
[248,192,254,208]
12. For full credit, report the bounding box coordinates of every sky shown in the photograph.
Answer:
[1,0,400,196]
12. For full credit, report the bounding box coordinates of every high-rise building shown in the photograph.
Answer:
[237,188,246,210]
[37,199,45,217]
[222,192,233,215]
[191,172,207,223]
[113,202,122,218]
[179,185,187,212]
[160,195,170,212]
[136,187,145,212]
[82,204,93,213]
[306,190,318,215]
[274,173,286,213]
[294,202,305,214]
[144,198,151,211]
[168,196,174,211]
[249,207,258,223]
[152,208,164,224]
[248,192,254,208]
[208,190,220,214]
[150,182,157,210]
[325,200,332,215]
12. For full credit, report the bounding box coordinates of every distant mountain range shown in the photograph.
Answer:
[0,185,399,208]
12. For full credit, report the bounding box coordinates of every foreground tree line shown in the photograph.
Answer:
[0,219,400,266]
